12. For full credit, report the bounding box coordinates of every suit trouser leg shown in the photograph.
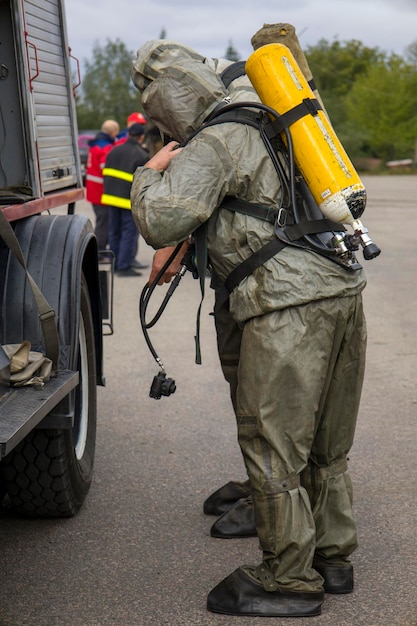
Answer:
[235,295,366,592]
[213,294,242,413]
[304,295,366,560]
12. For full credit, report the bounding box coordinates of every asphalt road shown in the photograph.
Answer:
[0,175,416,626]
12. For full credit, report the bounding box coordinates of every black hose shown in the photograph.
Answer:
[139,242,187,365]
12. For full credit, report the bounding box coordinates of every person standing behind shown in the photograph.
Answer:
[85,119,120,257]
[116,111,148,145]
[114,112,149,270]
[101,123,149,276]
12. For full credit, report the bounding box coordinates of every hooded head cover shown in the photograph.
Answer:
[131,40,230,142]
[131,40,237,143]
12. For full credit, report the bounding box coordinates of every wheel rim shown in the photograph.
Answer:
[74,313,89,460]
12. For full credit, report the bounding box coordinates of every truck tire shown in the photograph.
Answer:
[2,273,97,517]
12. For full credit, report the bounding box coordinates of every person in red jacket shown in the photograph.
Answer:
[85,119,120,256]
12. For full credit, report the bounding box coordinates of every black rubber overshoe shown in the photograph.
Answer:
[210,496,257,538]
[313,558,354,594]
[203,480,251,516]
[207,567,323,617]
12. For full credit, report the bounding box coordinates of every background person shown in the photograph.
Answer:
[101,123,149,276]
[116,111,148,145]
[85,119,120,258]
[114,112,149,269]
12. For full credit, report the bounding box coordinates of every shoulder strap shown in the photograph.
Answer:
[0,210,59,373]
[221,195,278,224]
[284,218,346,241]
[183,108,261,147]
[205,107,261,131]
[220,61,247,87]
[214,238,287,313]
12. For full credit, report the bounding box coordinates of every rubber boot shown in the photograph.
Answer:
[203,479,251,516]
[210,496,256,538]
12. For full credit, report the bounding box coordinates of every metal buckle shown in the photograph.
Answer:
[277,208,287,227]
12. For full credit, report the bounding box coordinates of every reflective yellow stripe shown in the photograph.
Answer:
[101,194,131,209]
[102,167,133,182]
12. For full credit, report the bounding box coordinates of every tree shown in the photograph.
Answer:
[405,39,417,66]
[304,39,392,159]
[345,55,417,160]
[306,38,384,97]
[76,39,142,130]
[224,40,240,62]
[305,39,385,131]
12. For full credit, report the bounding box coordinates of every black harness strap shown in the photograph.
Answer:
[183,109,261,147]
[205,108,261,131]
[220,61,247,88]
[265,98,322,137]
[220,198,346,242]
[285,218,346,241]
[221,196,277,224]
[215,238,287,313]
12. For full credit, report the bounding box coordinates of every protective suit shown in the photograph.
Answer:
[131,38,367,616]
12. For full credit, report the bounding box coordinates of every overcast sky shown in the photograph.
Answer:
[65,0,417,66]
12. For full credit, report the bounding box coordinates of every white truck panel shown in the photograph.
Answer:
[0,0,82,200]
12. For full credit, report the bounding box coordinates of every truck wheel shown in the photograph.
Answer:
[2,273,97,517]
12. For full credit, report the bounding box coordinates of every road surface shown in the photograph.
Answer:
[0,175,416,626]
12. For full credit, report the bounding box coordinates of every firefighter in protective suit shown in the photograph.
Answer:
[130,36,367,618]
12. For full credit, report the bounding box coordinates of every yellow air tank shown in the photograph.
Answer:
[245,43,366,227]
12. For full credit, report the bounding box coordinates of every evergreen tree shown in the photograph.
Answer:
[225,40,240,62]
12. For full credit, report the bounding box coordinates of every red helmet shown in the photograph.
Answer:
[127,112,147,126]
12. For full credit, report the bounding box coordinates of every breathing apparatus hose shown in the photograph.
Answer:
[139,241,187,368]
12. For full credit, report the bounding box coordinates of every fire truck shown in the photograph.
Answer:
[0,0,104,517]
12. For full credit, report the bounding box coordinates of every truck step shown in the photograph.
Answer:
[0,370,79,458]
